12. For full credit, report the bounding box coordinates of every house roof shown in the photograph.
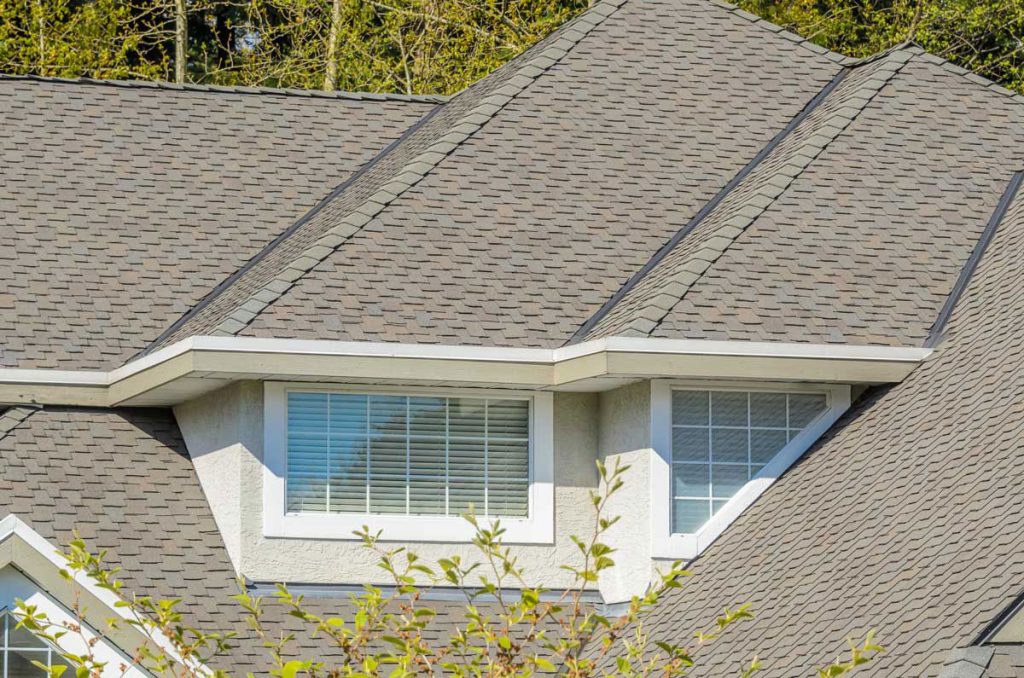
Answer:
[145,0,849,352]
[608,188,1024,675]
[5,0,1024,673]
[0,406,497,672]
[0,76,436,370]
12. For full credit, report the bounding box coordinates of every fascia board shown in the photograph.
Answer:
[0,336,932,407]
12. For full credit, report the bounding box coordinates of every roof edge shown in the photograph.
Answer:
[0,336,931,408]
[0,72,447,103]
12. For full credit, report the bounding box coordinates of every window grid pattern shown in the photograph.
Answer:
[286,392,530,518]
[0,612,70,678]
[671,390,827,534]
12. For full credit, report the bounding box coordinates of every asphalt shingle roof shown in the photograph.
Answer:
[151,0,847,350]
[0,406,506,673]
[613,188,1024,676]
[0,78,436,369]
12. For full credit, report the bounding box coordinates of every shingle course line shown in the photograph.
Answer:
[0,73,447,104]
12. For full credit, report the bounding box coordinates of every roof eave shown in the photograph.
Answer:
[0,336,931,408]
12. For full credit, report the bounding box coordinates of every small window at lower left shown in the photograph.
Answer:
[0,611,72,677]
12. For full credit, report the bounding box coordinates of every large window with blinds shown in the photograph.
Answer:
[285,391,531,518]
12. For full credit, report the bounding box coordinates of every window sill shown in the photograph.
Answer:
[263,511,553,544]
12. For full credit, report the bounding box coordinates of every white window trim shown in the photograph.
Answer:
[649,379,850,559]
[263,382,554,544]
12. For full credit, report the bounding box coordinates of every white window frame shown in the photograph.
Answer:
[650,379,850,559]
[263,382,554,544]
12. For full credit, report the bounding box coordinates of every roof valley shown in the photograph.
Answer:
[581,47,916,340]
[0,407,38,442]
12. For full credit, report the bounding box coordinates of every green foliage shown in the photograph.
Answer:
[0,0,1022,93]
[737,0,1024,93]
[14,460,882,676]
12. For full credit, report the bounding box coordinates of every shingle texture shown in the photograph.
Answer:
[0,78,435,369]
[0,406,507,673]
[153,0,845,349]
[614,189,1024,676]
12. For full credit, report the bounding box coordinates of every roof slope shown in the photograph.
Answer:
[618,187,1024,675]
[150,0,847,350]
[0,77,436,369]
[585,47,1024,346]
[0,406,500,673]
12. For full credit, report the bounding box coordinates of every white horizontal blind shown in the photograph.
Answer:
[670,390,827,534]
[286,392,530,517]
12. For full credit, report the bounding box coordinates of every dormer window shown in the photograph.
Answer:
[670,389,827,533]
[263,384,554,543]
[285,393,530,517]
[651,381,850,559]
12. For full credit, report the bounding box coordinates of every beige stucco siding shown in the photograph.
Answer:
[176,383,606,589]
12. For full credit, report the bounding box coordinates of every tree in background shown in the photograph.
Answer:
[0,0,1021,96]
[738,0,1024,94]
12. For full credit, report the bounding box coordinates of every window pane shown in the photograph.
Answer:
[711,428,747,463]
[6,622,46,650]
[672,391,708,426]
[750,428,788,465]
[672,427,709,462]
[287,392,329,512]
[711,391,747,426]
[370,395,407,434]
[488,481,529,517]
[6,649,50,677]
[673,499,710,533]
[488,439,529,481]
[449,477,486,515]
[711,464,748,499]
[449,398,486,437]
[673,463,709,498]
[409,477,446,515]
[328,438,367,513]
[286,393,531,518]
[488,400,529,438]
[408,396,446,437]
[670,388,829,535]
[789,393,827,428]
[750,392,786,427]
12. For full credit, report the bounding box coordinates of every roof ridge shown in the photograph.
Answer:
[577,49,914,341]
[0,406,39,442]
[0,73,447,104]
[707,0,854,66]
[141,0,629,351]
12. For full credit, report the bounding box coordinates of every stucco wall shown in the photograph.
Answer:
[597,381,656,602]
[176,383,602,589]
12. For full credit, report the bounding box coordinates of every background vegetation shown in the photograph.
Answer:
[0,0,1021,95]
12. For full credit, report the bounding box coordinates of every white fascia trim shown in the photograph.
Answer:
[648,380,852,560]
[0,515,201,673]
[0,336,932,406]
[262,383,555,544]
